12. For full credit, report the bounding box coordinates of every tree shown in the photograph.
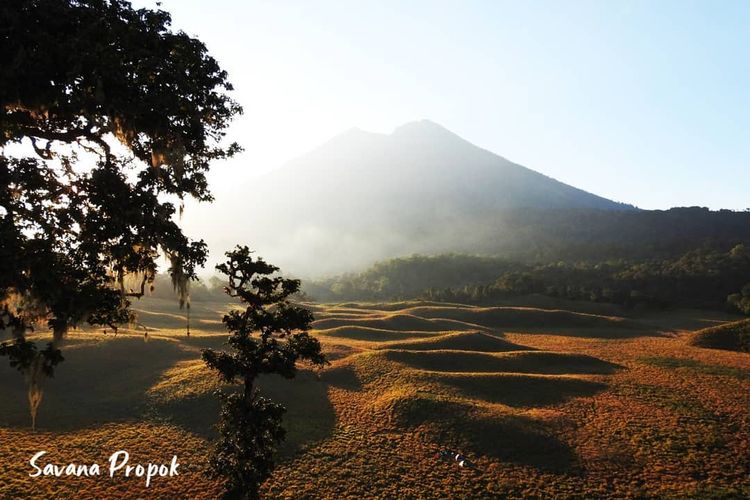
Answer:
[203,247,327,499]
[728,284,750,315]
[0,0,241,428]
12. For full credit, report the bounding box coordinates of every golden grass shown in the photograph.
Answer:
[0,423,221,499]
[380,349,621,374]
[374,330,526,352]
[1,299,748,498]
[314,325,435,342]
[397,305,634,328]
[147,359,224,402]
[312,313,487,332]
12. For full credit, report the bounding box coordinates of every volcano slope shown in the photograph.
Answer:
[0,298,748,498]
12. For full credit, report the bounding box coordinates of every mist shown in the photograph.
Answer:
[184,120,633,278]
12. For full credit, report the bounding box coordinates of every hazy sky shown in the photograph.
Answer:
[134,0,749,212]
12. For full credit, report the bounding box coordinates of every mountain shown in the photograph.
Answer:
[232,120,635,275]
[274,119,630,212]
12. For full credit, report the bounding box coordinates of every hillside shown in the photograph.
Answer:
[691,319,750,353]
[307,244,750,314]
[222,121,750,277]
[2,298,748,498]
[231,120,634,275]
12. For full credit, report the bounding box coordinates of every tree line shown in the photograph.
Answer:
[308,244,750,315]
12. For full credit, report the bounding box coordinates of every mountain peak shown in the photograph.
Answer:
[239,119,634,274]
[391,119,460,140]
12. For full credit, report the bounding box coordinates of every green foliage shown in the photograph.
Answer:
[311,245,750,313]
[307,254,517,301]
[0,0,241,337]
[0,338,63,377]
[209,392,286,500]
[727,282,750,315]
[493,207,750,262]
[0,0,240,427]
[203,247,326,499]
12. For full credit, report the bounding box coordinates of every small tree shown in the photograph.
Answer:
[203,246,326,499]
[728,284,750,315]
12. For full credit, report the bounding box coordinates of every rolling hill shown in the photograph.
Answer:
[3,298,748,498]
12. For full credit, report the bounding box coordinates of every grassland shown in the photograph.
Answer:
[1,297,749,498]
[690,318,750,353]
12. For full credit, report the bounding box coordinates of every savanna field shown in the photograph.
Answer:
[0,297,748,499]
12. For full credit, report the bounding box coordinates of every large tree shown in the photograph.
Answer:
[203,247,327,499]
[0,0,241,427]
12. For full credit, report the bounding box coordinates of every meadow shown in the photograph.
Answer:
[1,297,749,498]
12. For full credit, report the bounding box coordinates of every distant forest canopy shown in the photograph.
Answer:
[152,207,750,314]
[303,207,750,314]
[465,206,750,262]
[305,245,750,314]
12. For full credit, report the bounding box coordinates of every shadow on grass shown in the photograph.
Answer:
[384,350,622,375]
[150,370,337,460]
[391,396,578,473]
[0,333,337,462]
[321,363,363,391]
[506,326,664,339]
[0,337,192,431]
[375,331,529,352]
[256,370,336,458]
[639,356,750,380]
[429,373,607,407]
[179,334,229,351]
[461,412,577,472]
[316,326,436,342]
[148,391,222,440]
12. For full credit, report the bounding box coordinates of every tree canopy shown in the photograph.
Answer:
[0,0,241,424]
[1,0,241,338]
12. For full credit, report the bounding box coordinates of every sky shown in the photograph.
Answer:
[133,0,750,214]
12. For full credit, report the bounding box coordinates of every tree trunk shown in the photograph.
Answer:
[12,323,26,342]
[52,322,68,344]
[244,377,253,401]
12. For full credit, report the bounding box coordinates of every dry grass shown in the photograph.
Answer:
[380,349,621,374]
[314,325,436,342]
[1,298,748,498]
[375,330,524,352]
[690,318,750,353]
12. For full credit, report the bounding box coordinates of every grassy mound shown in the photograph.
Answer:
[148,359,222,402]
[312,314,483,332]
[330,300,476,311]
[640,357,749,379]
[315,326,435,342]
[425,372,607,407]
[383,393,576,471]
[399,305,633,329]
[691,319,750,353]
[376,331,525,352]
[147,359,336,451]
[0,335,192,430]
[381,349,621,375]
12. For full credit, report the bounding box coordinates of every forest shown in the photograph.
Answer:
[306,218,750,314]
